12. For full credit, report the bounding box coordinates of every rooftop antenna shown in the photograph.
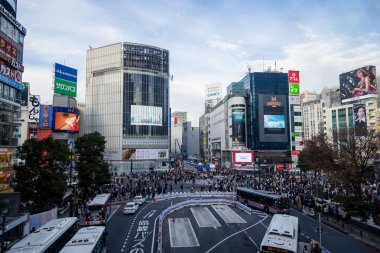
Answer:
[262,57,264,72]
[247,64,251,73]
[275,61,277,71]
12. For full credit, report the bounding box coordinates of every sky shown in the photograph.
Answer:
[17,0,380,126]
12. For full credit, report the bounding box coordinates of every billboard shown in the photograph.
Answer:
[122,148,168,160]
[339,65,377,103]
[233,151,254,165]
[39,105,53,129]
[54,63,77,97]
[131,105,162,126]
[53,107,80,132]
[258,94,288,142]
[20,82,28,106]
[288,70,300,83]
[231,107,245,146]
[205,83,222,100]
[353,103,367,137]
[0,0,17,18]
[28,95,40,123]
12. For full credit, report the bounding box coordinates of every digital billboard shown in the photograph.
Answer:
[231,107,246,146]
[339,65,377,103]
[53,107,80,132]
[233,151,254,165]
[353,103,367,137]
[131,105,162,126]
[20,82,28,106]
[122,148,168,160]
[205,83,222,100]
[258,94,288,142]
[54,63,77,97]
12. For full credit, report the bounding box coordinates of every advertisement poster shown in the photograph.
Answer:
[28,95,40,123]
[233,151,254,165]
[231,107,245,146]
[39,104,53,129]
[122,148,168,160]
[353,103,368,137]
[263,96,285,135]
[20,82,28,106]
[54,63,77,97]
[339,65,377,103]
[131,105,162,126]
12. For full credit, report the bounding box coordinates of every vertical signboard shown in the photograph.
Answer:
[231,107,246,146]
[20,82,28,106]
[54,63,77,97]
[288,70,302,166]
[28,95,40,123]
[39,105,53,129]
[353,103,367,137]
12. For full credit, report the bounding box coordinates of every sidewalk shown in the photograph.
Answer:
[322,215,380,252]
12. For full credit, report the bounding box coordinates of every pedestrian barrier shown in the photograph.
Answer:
[154,191,235,201]
[156,198,255,253]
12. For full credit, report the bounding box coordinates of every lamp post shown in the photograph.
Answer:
[0,199,9,253]
[130,159,133,175]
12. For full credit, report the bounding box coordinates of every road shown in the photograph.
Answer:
[106,173,379,253]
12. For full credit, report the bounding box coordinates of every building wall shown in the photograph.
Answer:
[302,99,323,140]
[208,101,225,163]
[199,113,209,162]
[85,43,123,160]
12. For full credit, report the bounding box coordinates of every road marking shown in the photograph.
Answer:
[190,206,221,228]
[205,215,268,253]
[150,216,159,253]
[169,218,200,248]
[107,205,121,221]
[243,230,259,249]
[143,209,156,219]
[212,205,246,224]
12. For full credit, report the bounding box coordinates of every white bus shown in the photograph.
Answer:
[59,226,106,253]
[8,217,78,253]
[85,193,111,226]
[236,187,289,213]
[260,214,299,253]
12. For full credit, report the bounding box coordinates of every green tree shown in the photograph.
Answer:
[76,132,111,200]
[13,137,69,213]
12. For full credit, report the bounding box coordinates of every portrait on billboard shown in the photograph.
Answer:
[231,108,246,146]
[339,65,377,103]
[353,104,368,137]
[122,148,136,160]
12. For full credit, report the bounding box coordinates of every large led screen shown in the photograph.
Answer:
[231,108,246,146]
[339,65,377,103]
[258,94,288,142]
[264,115,285,129]
[53,107,80,132]
[233,151,254,165]
[131,105,162,126]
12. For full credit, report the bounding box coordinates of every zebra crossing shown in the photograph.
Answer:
[169,204,248,248]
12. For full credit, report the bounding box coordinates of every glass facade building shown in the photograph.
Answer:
[240,72,290,151]
[86,43,170,172]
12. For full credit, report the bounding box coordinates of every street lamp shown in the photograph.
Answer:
[0,199,9,253]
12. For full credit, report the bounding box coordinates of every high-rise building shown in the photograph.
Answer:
[86,43,170,172]
[182,121,199,159]
[0,2,26,165]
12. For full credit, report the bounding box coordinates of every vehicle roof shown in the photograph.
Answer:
[88,193,111,206]
[60,226,105,253]
[237,187,286,199]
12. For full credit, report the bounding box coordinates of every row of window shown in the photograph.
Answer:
[0,83,21,103]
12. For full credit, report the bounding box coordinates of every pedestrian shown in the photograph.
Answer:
[303,245,310,253]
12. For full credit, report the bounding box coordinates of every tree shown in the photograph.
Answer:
[76,132,111,200]
[330,128,380,198]
[13,137,69,213]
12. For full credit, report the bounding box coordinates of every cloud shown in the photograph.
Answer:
[206,35,240,50]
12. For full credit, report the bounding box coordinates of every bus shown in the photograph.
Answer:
[260,214,299,253]
[8,217,78,253]
[60,226,106,253]
[236,187,289,213]
[85,193,111,226]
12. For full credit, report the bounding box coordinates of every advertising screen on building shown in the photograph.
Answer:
[54,63,77,97]
[20,82,28,106]
[122,148,168,160]
[258,94,288,142]
[53,107,80,132]
[339,65,377,103]
[353,103,367,137]
[231,107,245,146]
[131,105,162,126]
[233,151,254,165]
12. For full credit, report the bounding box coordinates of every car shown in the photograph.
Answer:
[124,202,139,214]
[133,195,146,205]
